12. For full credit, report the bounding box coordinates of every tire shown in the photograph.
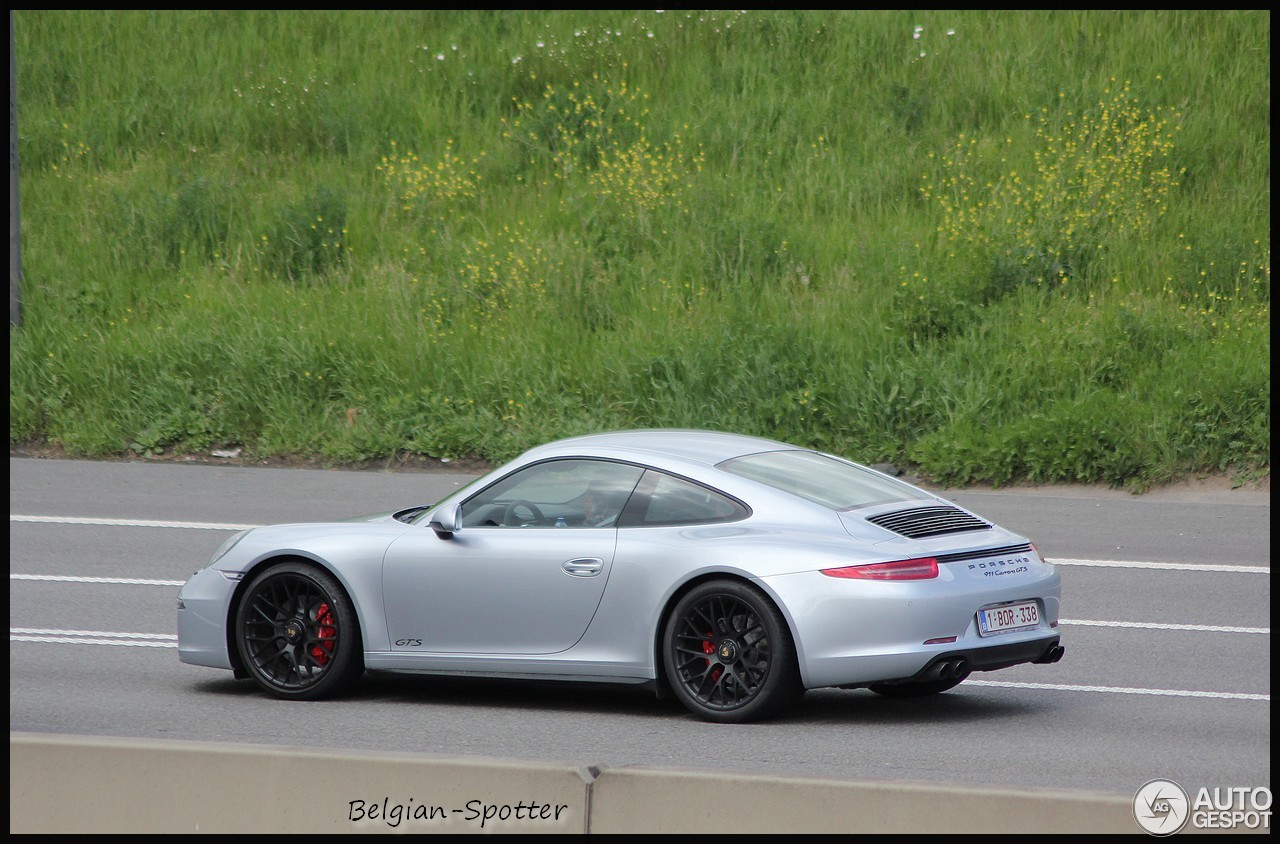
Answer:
[662,580,801,723]
[868,674,968,698]
[234,561,363,700]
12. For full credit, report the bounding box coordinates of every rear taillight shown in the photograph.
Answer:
[821,557,939,581]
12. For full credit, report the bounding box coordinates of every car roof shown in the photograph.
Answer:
[526,429,798,468]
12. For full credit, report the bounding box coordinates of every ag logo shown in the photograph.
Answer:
[1134,779,1190,836]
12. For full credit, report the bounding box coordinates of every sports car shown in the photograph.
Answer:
[178,429,1063,722]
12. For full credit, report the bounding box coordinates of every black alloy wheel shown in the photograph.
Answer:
[235,561,362,700]
[663,580,801,723]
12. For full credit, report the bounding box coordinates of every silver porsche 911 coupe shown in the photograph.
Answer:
[178,430,1063,722]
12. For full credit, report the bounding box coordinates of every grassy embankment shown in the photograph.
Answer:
[9,10,1270,489]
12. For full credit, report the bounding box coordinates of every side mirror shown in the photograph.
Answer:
[427,503,462,539]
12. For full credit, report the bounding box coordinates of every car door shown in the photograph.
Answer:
[381,459,644,655]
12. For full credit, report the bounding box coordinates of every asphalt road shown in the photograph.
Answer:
[9,456,1271,800]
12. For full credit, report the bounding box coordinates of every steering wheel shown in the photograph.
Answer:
[502,500,545,526]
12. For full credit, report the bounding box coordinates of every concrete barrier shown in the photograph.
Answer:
[11,732,1139,833]
[10,733,589,834]
[588,766,1138,834]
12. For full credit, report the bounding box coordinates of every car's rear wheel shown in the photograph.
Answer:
[235,561,362,700]
[663,580,801,723]
[868,674,969,697]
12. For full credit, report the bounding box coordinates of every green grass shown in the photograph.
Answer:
[9,10,1270,489]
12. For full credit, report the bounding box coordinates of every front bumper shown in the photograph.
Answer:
[176,567,238,670]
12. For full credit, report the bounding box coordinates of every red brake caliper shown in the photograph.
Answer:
[703,633,722,682]
[311,602,335,666]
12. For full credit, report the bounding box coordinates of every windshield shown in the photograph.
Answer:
[718,450,932,510]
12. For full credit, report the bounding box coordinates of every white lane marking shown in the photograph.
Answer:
[12,627,177,641]
[10,635,176,647]
[11,515,1270,573]
[8,630,1271,701]
[10,574,186,587]
[11,514,257,531]
[1060,618,1269,635]
[1050,557,1268,574]
[10,627,176,647]
[11,576,1269,635]
[968,679,1269,702]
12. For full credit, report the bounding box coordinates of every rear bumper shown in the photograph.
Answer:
[759,564,1063,689]
[921,636,1062,678]
[935,635,1063,673]
[849,637,1063,689]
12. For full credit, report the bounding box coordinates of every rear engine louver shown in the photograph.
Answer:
[867,505,992,539]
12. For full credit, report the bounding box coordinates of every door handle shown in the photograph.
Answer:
[562,558,604,577]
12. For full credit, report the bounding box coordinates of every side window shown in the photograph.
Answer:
[460,459,644,528]
[622,470,749,527]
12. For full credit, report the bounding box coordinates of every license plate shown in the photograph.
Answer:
[978,600,1040,636]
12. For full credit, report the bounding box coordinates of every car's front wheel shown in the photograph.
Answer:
[663,580,801,723]
[235,561,362,700]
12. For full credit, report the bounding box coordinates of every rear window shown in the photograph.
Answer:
[634,471,748,526]
[717,450,931,510]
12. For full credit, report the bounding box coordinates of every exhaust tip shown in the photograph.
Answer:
[1035,644,1065,664]
[934,658,969,680]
